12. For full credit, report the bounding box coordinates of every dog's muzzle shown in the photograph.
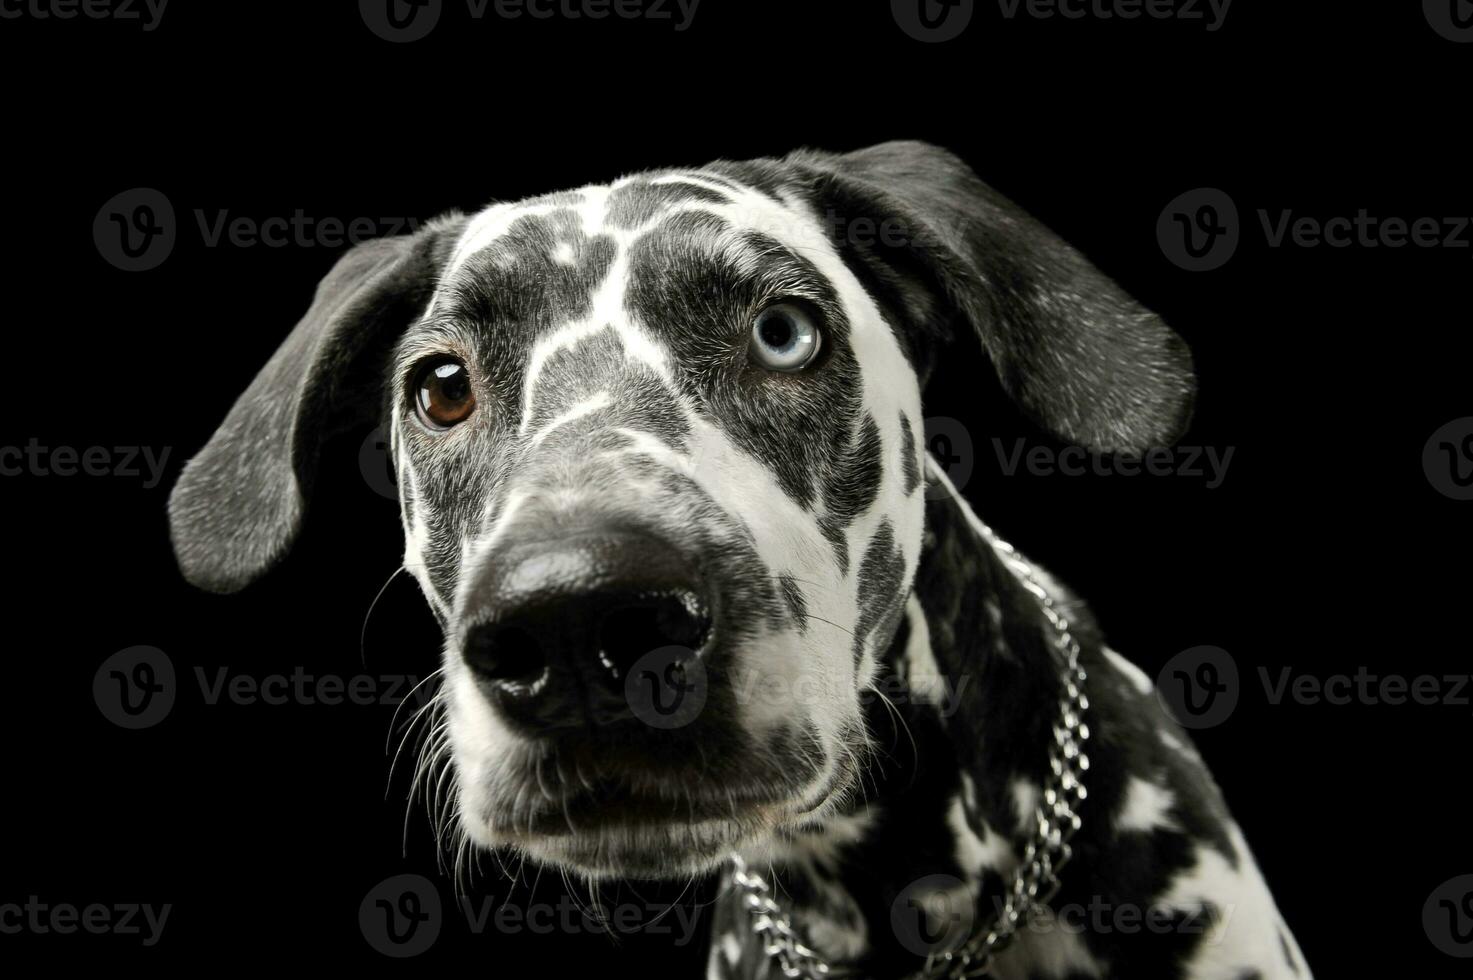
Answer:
[459,528,714,733]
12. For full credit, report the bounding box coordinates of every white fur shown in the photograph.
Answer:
[1105,646,1156,696]
[1116,777,1178,834]
[1165,824,1312,977]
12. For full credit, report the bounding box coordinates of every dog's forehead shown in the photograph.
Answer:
[426,167,835,331]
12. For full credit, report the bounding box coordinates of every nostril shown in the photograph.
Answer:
[597,591,711,679]
[464,623,548,692]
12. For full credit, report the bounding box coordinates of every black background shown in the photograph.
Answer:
[3,1,1469,975]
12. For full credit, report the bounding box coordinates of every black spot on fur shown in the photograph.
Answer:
[621,212,863,511]
[818,515,849,575]
[606,176,728,228]
[852,520,905,665]
[519,327,692,456]
[904,478,1251,974]
[778,575,808,633]
[449,210,618,343]
[770,664,966,979]
[899,411,920,495]
[820,414,884,571]
[793,563,1241,977]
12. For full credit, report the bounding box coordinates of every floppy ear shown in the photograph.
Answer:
[168,214,466,594]
[787,140,1195,453]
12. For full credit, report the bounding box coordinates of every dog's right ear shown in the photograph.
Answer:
[168,214,466,594]
[784,141,1195,454]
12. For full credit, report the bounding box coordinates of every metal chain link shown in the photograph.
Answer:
[732,520,1090,980]
[731,855,840,979]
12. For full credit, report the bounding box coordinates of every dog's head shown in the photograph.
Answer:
[169,142,1193,878]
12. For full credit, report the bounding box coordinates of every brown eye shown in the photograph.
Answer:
[414,358,476,429]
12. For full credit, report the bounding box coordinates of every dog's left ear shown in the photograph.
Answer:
[787,141,1195,453]
[168,214,466,594]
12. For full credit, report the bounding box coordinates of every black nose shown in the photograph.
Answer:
[460,530,713,731]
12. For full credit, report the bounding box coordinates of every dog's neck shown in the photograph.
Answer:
[720,481,1089,978]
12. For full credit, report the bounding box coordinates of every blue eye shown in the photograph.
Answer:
[750,303,822,372]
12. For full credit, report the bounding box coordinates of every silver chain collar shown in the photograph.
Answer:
[731,520,1091,980]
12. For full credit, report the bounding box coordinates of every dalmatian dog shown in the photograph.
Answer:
[168,142,1310,978]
